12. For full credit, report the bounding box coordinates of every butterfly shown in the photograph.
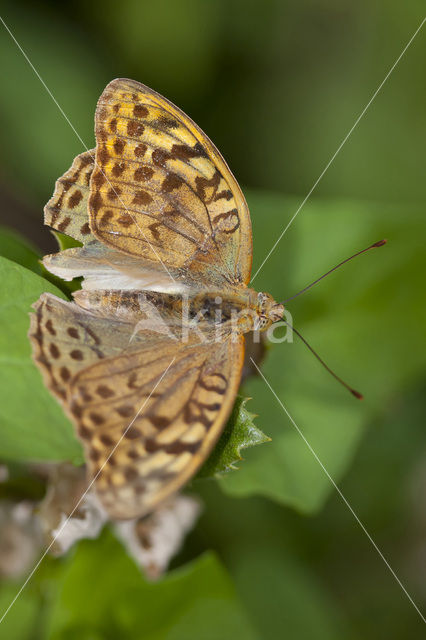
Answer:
[29,78,284,520]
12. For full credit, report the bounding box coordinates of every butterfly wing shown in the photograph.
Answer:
[42,150,190,294]
[44,149,96,244]
[89,78,252,287]
[29,293,154,404]
[30,294,244,520]
[68,334,244,519]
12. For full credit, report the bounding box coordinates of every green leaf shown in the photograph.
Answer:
[232,546,346,639]
[47,232,83,294]
[0,225,42,274]
[51,231,83,251]
[47,530,257,640]
[0,226,78,297]
[0,257,83,463]
[193,486,350,638]
[197,397,271,478]
[218,192,426,513]
[0,583,39,640]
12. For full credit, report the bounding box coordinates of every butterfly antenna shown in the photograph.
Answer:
[283,320,363,400]
[283,239,387,304]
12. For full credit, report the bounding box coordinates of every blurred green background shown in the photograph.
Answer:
[0,1,426,638]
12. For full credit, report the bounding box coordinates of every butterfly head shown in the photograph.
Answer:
[253,292,284,331]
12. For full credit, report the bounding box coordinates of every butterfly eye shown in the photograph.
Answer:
[257,315,269,330]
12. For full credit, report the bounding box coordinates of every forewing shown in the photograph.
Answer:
[41,148,195,294]
[89,78,252,286]
[67,335,244,519]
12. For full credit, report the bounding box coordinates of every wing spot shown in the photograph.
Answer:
[133,190,152,206]
[68,190,83,208]
[123,426,141,439]
[148,222,162,241]
[127,120,144,137]
[89,412,105,425]
[100,210,114,226]
[144,438,159,453]
[71,403,83,418]
[92,172,106,188]
[171,142,207,161]
[60,366,71,382]
[100,434,115,447]
[214,189,233,202]
[134,166,154,181]
[113,138,125,155]
[45,319,56,336]
[49,343,60,359]
[112,162,125,177]
[67,327,79,339]
[156,115,179,129]
[70,349,84,360]
[124,467,138,481]
[116,405,135,418]
[152,148,170,167]
[108,187,121,201]
[96,385,115,398]
[97,126,108,142]
[161,173,183,192]
[80,222,91,235]
[90,191,103,214]
[150,415,170,429]
[134,143,147,157]
[118,215,133,227]
[98,144,110,165]
[133,104,149,118]
[78,424,92,438]
[166,440,201,454]
[90,448,102,462]
[57,217,71,232]
[109,118,117,133]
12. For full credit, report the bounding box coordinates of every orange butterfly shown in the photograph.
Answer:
[30,78,284,519]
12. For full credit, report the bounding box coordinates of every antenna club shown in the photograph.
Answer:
[351,389,364,400]
[372,239,387,248]
[282,238,387,305]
